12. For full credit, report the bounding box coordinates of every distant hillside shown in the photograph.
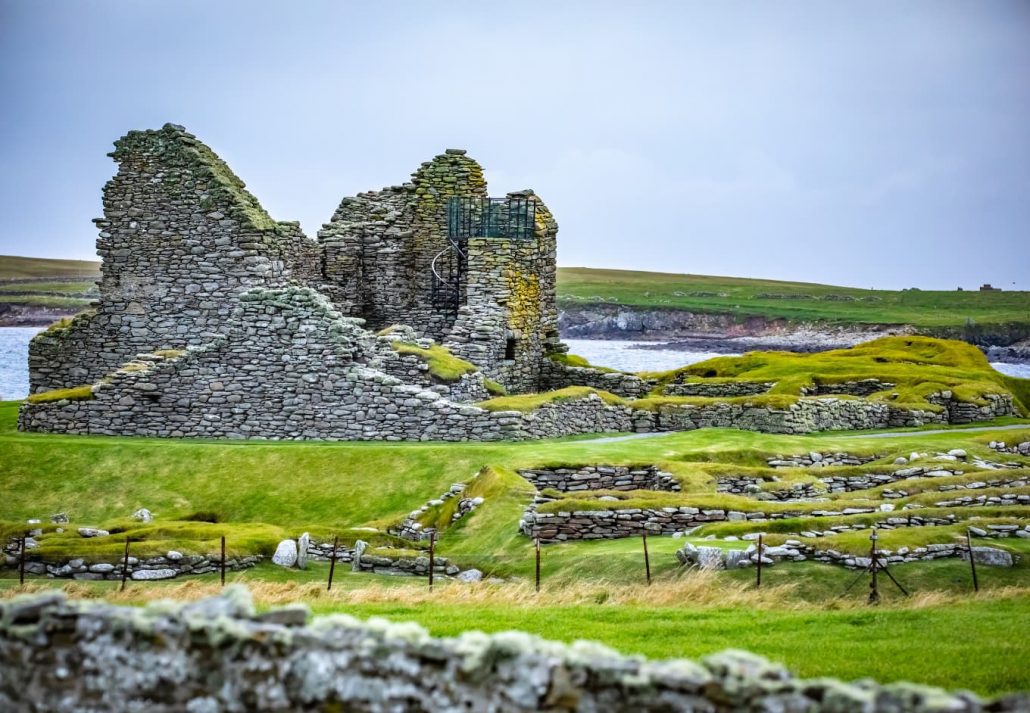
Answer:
[556,267,1030,333]
[0,255,100,325]
[0,255,100,280]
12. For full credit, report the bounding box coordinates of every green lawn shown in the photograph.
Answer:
[3,398,1030,695]
[2,560,1027,695]
[557,266,1030,331]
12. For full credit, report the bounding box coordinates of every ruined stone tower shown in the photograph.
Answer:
[28,124,563,397]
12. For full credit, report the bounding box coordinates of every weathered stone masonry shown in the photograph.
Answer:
[2,590,1023,712]
[20,123,1021,442]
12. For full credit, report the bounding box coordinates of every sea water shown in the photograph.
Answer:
[0,330,1026,401]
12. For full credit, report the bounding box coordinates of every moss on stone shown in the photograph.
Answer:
[477,386,626,412]
[548,352,617,373]
[638,336,1027,415]
[391,343,478,383]
[26,385,95,404]
[483,378,507,396]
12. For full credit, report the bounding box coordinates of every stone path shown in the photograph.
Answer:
[582,423,1029,444]
[840,423,1030,439]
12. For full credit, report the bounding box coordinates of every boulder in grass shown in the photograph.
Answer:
[131,568,177,580]
[271,539,298,568]
[969,547,1014,567]
[78,528,109,538]
[457,569,483,583]
[132,508,154,523]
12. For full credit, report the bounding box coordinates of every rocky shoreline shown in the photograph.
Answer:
[558,304,1030,363]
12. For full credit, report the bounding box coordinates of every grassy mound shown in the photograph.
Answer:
[638,336,1029,414]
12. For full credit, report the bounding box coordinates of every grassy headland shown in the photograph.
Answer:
[557,266,1030,332]
[3,256,1029,336]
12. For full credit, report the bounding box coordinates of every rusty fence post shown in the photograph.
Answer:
[327,535,339,591]
[120,537,130,592]
[220,535,226,587]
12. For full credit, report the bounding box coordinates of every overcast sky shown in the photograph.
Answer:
[1,1,1028,290]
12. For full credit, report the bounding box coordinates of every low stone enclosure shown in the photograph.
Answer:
[5,590,1025,712]
[518,464,681,493]
[17,123,1027,442]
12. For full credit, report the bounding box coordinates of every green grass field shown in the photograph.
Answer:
[557,266,1030,331]
[3,399,1030,693]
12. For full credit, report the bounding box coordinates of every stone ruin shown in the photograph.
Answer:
[19,124,616,441]
[18,123,1020,441]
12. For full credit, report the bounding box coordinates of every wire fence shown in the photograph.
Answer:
[2,528,995,603]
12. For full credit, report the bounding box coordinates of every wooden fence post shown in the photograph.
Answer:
[428,531,435,592]
[966,528,979,593]
[120,537,130,592]
[535,538,541,593]
[327,535,339,591]
[220,535,226,587]
[868,528,880,605]
[18,536,26,585]
[642,528,651,585]
[756,534,763,588]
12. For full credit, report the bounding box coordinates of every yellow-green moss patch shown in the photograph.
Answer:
[391,342,478,382]
[477,386,626,412]
[26,385,94,404]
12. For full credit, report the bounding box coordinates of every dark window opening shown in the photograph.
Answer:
[505,337,517,360]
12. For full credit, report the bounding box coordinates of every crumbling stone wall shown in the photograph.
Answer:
[2,589,1020,712]
[28,124,320,393]
[319,150,488,340]
[19,287,633,442]
[539,359,655,397]
[445,192,562,393]
[664,381,774,397]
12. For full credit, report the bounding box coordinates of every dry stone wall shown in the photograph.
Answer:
[645,394,1016,435]
[29,124,317,393]
[5,590,1019,713]
[19,287,633,442]
[518,465,680,493]
[663,381,774,397]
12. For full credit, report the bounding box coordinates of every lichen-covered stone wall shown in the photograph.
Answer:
[319,149,489,341]
[2,589,1021,712]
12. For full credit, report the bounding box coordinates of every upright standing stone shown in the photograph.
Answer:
[352,539,367,572]
[297,532,310,570]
